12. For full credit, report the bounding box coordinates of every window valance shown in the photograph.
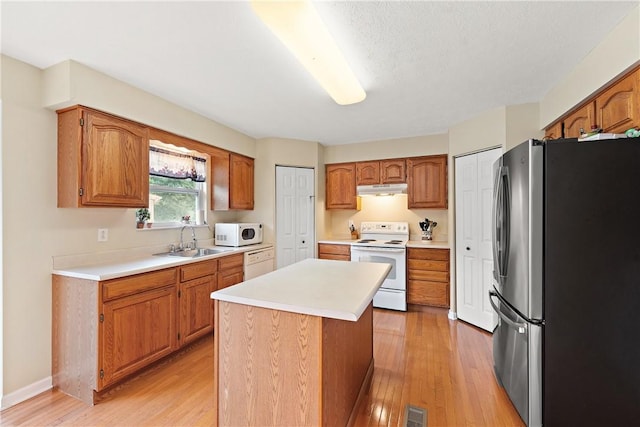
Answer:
[149,146,206,182]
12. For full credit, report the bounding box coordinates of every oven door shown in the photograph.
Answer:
[350,246,406,291]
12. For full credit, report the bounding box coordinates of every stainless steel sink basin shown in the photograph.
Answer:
[154,248,234,258]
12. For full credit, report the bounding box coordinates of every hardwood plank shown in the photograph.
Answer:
[0,309,523,427]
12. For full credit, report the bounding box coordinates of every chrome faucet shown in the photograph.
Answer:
[179,225,197,251]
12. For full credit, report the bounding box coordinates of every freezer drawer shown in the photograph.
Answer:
[490,290,541,427]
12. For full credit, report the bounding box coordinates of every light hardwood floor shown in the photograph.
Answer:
[0,307,523,427]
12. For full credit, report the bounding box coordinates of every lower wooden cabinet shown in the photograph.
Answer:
[179,260,217,346]
[52,253,240,404]
[218,252,244,289]
[318,243,351,261]
[101,285,177,388]
[407,248,450,308]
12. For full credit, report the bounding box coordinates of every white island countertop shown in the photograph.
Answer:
[211,258,391,322]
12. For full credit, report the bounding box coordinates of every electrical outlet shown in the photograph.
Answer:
[348,220,354,228]
[98,228,108,242]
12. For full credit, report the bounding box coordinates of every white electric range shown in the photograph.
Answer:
[350,221,409,311]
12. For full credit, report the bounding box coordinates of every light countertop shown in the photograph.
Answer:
[319,237,450,249]
[317,239,356,245]
[52,243,274,281]
[210,258,391,322]
[406,240,450,249]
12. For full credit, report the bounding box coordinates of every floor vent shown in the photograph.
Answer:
[404,404,427,427]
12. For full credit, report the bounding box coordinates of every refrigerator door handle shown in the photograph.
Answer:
[492,165,511,284]
[489,290,526,334]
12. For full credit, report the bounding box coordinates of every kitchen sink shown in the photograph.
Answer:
[154,248,234,258]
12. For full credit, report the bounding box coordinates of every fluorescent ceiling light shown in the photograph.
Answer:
[251,0,366,105]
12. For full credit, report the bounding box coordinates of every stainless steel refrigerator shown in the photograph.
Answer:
[490,138,640,427]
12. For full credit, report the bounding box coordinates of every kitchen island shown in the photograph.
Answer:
[210,258,391,427]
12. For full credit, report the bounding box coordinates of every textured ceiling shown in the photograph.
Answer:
[1,1,637,145]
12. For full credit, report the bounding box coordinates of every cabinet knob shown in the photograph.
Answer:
[466,247,470,251]
[302,240,306,244]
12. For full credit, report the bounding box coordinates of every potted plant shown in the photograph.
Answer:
[136,208,150,229]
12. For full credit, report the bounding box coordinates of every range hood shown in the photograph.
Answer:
[357,183,408,196]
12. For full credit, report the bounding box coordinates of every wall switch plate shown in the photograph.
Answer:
[98,228,108,242]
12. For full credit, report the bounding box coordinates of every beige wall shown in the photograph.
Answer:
[239,137,325,250]
[43,60,255,157]
[447,103,541,314]
[539,5,640,128]
[324,134,448,164]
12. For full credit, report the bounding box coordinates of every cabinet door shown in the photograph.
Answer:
[100,286,177,389]
[407,155,448,209]
[82,110,149,207]
[596,69,640,134]
[179,275,216,345]
[356,161,380,185]
[210,148,231,210]
[563,102,595,138]
[230,154,255,210]
[380,159,406,184]
[544,121,563,140]
[326,163,357,209]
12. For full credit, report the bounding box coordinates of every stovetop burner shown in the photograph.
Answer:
[385,240,403,244]
[357,239,376,243]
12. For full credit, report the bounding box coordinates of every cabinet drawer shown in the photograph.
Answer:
[408,280,449,307]
[102,268,177,301]
[218,253,244,270]
[180,259,217,282]
[318,243,351,256]
[407,248,449,261]
[408,269,449,282]
[407,259,449,272]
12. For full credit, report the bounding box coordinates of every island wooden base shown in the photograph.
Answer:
[213,300,374,427]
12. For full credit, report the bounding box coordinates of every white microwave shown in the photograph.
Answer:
[214,223,263,247]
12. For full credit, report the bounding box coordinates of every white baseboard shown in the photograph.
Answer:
[1,376,52,410]
[448,310,457,320]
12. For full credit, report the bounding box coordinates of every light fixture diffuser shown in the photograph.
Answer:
[251,0,366,105]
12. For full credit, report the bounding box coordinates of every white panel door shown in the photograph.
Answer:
[455,148,501,332]
[276,166,315,269]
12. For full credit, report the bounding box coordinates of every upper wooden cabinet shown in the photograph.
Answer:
[356,159,406,185]
[326,163,357,209]
[356,161,380,185]
[563,102,595,138]
[381,159,406,184]
[546,66,640,138]
[595,69,640,134]
[210,150,255,210]
[57,106,149,208]
[544,121,563,140]
[230,154,255,210]
[407,155,448,209]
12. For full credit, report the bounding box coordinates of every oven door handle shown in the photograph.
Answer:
[351,247,405,253]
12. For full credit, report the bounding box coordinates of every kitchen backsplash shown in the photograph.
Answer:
[328,194,448,241]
